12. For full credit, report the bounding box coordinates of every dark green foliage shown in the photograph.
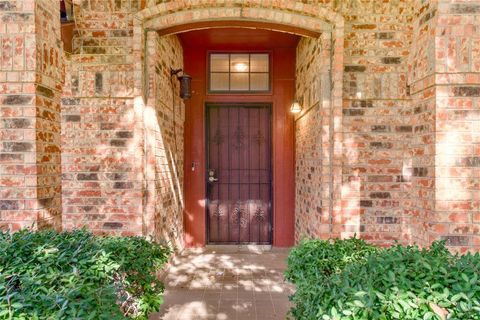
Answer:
[285,239,480,320]
[285,238,378,285]
[0,229,171,319]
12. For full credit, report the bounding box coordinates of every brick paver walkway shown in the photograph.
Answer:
[150,247,294,320]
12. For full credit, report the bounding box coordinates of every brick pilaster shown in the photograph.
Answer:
[431,1,480,252]
[0,0,63,230]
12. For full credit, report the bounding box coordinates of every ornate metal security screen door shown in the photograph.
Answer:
[207,104,272,244]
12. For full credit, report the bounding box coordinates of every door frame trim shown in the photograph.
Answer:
[205,102,273,245]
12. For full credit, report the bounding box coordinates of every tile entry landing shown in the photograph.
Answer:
[150,248,294,320]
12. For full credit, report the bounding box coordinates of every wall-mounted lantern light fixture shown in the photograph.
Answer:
[290,101,302,114]
[171,68,192,100]
[60,0,74,22]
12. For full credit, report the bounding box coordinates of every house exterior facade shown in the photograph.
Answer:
[0,0,479,252]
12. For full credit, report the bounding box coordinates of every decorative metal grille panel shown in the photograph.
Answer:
[207,105,272,244]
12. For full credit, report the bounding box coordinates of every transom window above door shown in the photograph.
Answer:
[209,53,270,92]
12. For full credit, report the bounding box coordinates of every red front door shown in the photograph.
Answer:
[206,104,272,244]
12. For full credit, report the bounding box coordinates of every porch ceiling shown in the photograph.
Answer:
[177,28,300,49]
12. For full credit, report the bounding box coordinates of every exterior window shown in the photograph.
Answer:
[209,53,270,92]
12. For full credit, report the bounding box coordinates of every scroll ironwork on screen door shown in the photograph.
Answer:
[206,104,272,244]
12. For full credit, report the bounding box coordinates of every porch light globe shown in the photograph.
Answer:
[233,62,248,72]
[290,102,302,114]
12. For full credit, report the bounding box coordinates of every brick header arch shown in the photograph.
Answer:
[132,1,344,96]
[137,1,343,27]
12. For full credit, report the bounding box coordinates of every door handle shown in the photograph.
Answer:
[208,169,218,183]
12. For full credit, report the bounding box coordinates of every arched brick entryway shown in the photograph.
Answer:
[133,1,344,97]
[133,1,344,246]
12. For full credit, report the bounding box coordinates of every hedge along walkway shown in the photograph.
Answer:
[150,248,294,320]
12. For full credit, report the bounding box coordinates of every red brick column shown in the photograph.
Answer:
[60,0,144,236]
[0,0,63,230]
[432,1,480,252]
[408,0,480,252]
[406,0,438,248]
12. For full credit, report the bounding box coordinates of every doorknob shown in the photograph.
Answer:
[208,169,218,183]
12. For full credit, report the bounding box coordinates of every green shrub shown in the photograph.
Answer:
[285,239,480,320]
[285,238,378,284]
[0,229,172,319]
[285,238,378,319]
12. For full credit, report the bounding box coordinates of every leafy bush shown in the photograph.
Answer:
[285,239,480,320]
[285,238,378,285]
[0,229,171,319]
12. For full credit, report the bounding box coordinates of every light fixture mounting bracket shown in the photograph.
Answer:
[170,68,184,78]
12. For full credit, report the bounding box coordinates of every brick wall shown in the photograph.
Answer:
[294,0,480,250]
[0,0,62,231]
[433,0,480,252]
[61,0,144,235]
[294,0,415,246]
[61,1,185,246]
[406,0,438,247]
[35,0,63,230]
[404,0,480,252]
[0,0,37,231]
[339,0,414,246]
[295,34,333,241]
[144,31,184,248]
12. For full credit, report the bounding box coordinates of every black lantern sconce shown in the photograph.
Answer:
[170,68,192,100]
[60,0,74,22]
